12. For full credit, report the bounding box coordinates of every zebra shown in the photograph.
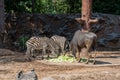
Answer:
[51,35,69,55]
[25,36,48,60]
[46,38,61,57]
[16,69,38,80]
[25,36,61,60]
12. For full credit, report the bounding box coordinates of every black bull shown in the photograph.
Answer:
[70,30,97,64]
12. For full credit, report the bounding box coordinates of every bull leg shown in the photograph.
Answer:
[92,50,97,64]
[85,40,93,64]
[85,52,90,64]
[77,47,81,62]
[76,52,81,62]
[72,46,77,59]
[71,44,81,62]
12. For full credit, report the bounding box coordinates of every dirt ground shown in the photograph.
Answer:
[0,49,120,80]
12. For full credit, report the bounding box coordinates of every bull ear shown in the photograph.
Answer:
[17,71,23,78]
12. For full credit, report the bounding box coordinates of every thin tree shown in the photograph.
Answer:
[0,0,5,47]
[32,0,35,13]
[75,0,98,32]
[0,0,4,33]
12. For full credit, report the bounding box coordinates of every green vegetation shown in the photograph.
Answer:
[48,55,77,63]
[4,0,120,15]
[18,35,29,50]
[92,0,120,15]
[34,0,70,14]
[48,55,94,63]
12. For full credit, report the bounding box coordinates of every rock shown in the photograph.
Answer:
[3,13,120,51]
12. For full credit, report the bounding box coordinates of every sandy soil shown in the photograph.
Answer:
[0,49,120,80]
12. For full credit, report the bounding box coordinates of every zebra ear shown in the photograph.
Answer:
[31,68,35,72]
[17,71,23,78]
[30,68,38,80]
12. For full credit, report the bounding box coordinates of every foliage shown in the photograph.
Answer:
[4,0,120,15]
[18,0,32,12]
[18,35,29,50]
[92,0,120,15]
[48,55,94,63]
[48,55,77,63]
[5,0,32,13]
[66,0,82,13]
[34,0,70,14]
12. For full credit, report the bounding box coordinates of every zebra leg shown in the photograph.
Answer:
[27,48,35,60]
[47,52,50,59]
[51,50,57,57]
[25,52,30,60]
[62,48,65,56]
[31,48,35,58]
[25,47,32,61]
[61,49,65,55]
[56,49,61,57]
[42,47,46,60]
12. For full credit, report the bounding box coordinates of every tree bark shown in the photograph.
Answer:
[0,0,4,33]
[0,0,5,48]
[32,0,35,13]
[75,0,98,31]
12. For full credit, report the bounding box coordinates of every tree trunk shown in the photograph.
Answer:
[0,0,4,32]
[81,0,92,31]
[0,0,5,48]
[75,0,98,31]
[32,0,35,13]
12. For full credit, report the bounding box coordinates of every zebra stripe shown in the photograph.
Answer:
[25,36,61,60]
[25,36,49,59]
[51,35,67,54]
